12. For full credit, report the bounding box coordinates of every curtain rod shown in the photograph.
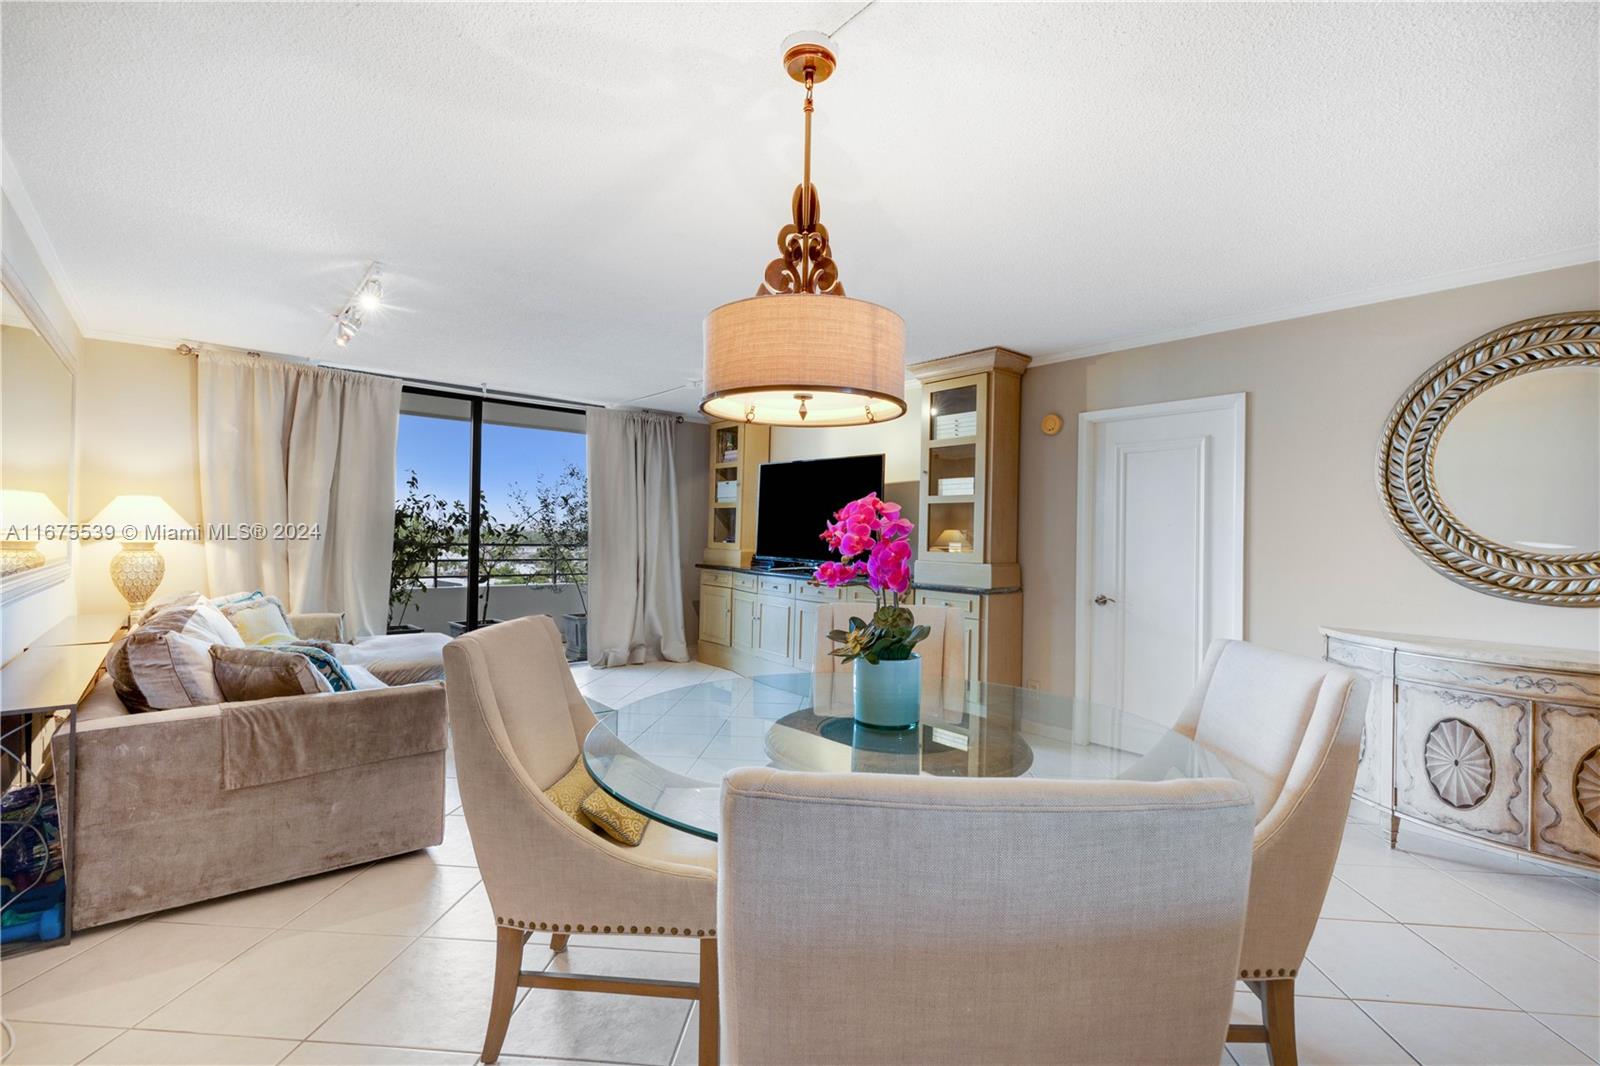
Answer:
[178,343,684,422]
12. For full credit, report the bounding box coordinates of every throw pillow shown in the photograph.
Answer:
[279,642,356,692]
[211,645,332,701]
[107,601,245,710]
[135,591,204,625]
[219,594,298,645]
[543,760,599,831]
[581,789,647,846]
[123,629,226,710]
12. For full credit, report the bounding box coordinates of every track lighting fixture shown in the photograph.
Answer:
[331,263,383,349]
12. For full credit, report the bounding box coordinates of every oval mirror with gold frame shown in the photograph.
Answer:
[1377,311,1600,607]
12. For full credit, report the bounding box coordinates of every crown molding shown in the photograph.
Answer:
[80,325,186,350]
[1,143,92,336]
[1030,245,1600,366]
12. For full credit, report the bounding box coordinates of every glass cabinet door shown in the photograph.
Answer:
[922,374,987,561]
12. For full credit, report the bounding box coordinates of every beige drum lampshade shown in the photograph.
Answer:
[701,293,906,427]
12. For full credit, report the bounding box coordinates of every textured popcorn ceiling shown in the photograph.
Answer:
[1,2,1595,410]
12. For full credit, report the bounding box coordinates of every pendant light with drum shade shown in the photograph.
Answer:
[701,32,906,428]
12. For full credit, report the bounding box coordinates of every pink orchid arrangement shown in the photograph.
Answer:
[814,493,929,665]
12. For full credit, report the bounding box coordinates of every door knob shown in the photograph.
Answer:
[1093,594,1116,606]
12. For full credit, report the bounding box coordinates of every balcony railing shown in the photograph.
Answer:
[414,540,588,588]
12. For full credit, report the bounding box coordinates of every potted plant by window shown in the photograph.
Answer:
[448,492,524,636]
[814,493,929,729]
[511,465,589,661]
[389,473,457,634]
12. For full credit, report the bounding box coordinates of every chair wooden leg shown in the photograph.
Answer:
[549,932,569,953]
[698,937,719,1066]
[1261,979,1298,1066]
[482,927,524,1064]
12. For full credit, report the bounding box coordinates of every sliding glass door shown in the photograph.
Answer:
[391,389,586,636]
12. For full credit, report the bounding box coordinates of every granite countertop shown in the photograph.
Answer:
[696,562,1020,597]
[1321,626,1599,674]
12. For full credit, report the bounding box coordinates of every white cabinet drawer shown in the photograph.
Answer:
[732,573,759,593]
[914,590,981,617]
[795,582,840,602]
[702,570,733,589]
[758,576,796,597]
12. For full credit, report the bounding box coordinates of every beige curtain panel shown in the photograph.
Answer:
[197,350,400,637]
[585,408,688,667]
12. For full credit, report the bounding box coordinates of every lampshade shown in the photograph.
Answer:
[89,494,188,542]
[1,490,67,575]
[1,489,67,535]
[702,294,906,427]
[934,528,968,552]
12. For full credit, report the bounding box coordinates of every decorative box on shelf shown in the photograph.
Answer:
[936,477,974,497]
[932,413,978,440]
[715,481,738,504]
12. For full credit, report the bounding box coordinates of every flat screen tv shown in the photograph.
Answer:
[755,454,885,567]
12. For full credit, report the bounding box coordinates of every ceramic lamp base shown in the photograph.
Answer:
[0,542,45,576]
[111,542,165,616]
[853,654,922,730]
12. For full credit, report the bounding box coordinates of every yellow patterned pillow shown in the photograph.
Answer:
[543,761,598,831]
[581,788,647,846]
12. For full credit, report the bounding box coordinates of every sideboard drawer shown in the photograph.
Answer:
[701,570,733,589]
[794,582,840,602]
[914,590,981,617]
[1327,637,1391,675]
[732,573,759,593]
[758,576,796,597]
[1396,652,1600,708]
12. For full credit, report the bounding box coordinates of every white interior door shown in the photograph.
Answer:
[1077,394,1245,736]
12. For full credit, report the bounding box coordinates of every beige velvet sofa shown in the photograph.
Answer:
[56,623,450,929]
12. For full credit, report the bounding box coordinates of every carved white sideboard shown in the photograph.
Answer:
[1323,627,1600,873]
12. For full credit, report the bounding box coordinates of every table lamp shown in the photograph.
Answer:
[1,490,67,575]
[934,528,968,553]
[89,494,188,616]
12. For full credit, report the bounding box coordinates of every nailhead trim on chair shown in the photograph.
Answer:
[1239,967,1297,978]
[497,917,714,937]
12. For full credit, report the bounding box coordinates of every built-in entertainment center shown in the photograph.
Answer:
[695,347,1028,683]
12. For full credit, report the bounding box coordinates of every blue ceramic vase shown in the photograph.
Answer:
[853,654,921,730]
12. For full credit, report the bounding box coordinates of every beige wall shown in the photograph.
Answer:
[768,379,926,522]
[75,339,206,611]
[1019,262,1600,695]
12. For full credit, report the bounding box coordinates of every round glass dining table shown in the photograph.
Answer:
[582,673,1258,841]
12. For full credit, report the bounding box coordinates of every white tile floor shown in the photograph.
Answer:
[3,658,1597,1065]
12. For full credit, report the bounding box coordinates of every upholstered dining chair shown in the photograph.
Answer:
[811,602,966,684]
[442,616,719,1065]
[717,768,1256,1065]
[1172,639,1364,1066]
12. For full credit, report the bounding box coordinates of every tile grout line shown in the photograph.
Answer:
[1399,920,1596,1018]
[1344,997,1424,1066]
[1527,1012,1600,1064]
[1307,918,1515,1010]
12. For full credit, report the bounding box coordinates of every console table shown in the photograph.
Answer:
[1,615,122,955]
[1323,627,1600,873]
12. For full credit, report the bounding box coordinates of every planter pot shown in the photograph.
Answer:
[853,654,921,731]
[448,619,505,637]
[387,623,423,635]
[558,612,588,663]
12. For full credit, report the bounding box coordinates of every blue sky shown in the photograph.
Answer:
[396,414,585,522]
